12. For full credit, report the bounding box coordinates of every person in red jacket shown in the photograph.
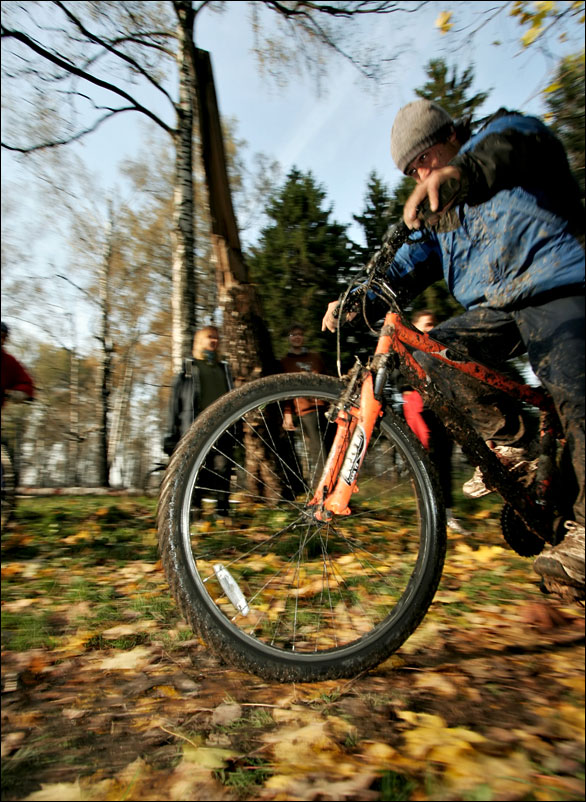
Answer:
[1,322,35,408]
[401,310,470,535]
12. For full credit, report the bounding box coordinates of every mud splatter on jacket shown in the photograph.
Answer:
[382,109,585,311]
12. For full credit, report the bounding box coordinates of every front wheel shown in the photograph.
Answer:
[157,373,446,681]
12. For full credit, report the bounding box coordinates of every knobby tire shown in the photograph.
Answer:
[157,373,446,681]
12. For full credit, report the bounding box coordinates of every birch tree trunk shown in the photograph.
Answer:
[68,349,81,486]
[108,353,134,477]
[97,213,115,487]
[171,1,197,373]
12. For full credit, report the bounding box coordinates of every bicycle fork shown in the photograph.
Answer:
[308,342,392,521]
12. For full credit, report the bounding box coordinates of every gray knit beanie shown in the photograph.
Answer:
[391,100,454,174]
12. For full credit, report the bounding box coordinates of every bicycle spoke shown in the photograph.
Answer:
[164,374,444,675]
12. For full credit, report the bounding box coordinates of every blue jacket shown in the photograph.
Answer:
[381,110,584,311]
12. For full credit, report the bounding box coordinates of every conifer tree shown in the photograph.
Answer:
[544,51,585,198]
[353,170,393,259]
[248,167,352,363]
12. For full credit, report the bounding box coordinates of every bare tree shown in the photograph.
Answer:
[2,0,431,374]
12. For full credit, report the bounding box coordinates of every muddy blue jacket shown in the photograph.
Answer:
[381,110,584,311]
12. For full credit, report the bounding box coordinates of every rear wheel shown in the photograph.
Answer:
[158,373,446,681]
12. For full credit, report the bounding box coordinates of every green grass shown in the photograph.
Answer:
[1,611,58,651]
[1,496,164,654]
[379,770,416,801]
[214,758,273,796]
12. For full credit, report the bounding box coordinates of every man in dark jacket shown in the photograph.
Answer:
[323,100,584,597]
[163,325,233,516]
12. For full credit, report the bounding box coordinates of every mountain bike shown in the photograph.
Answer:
[157,214,579,683]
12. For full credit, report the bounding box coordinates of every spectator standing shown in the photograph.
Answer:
[163,326,233,517]
[280,325,328,482]
[401,311,470,535]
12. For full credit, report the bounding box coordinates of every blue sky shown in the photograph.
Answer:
[1,1,583,346]
[64,1,581,246]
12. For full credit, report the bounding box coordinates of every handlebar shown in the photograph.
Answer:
[333,176,462,323]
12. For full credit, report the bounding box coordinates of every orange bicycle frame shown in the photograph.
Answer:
[309,309,554,520]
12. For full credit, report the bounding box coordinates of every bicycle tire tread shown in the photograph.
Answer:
[157,373,446,681]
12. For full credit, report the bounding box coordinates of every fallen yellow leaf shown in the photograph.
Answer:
[360,741,420,773]
[443,749,534,796]
[62,530,93,544]
[24,781,85,801]
[1,563,25,578]
[152,685,181,698]
[414,672,458,697]
[182,744,239,769]
[93,645,155,671]
[2,597,40,611]
[100,621,156,639]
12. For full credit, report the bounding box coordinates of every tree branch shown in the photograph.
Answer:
[261,1,430,82]
[2,107,139,153]
[265,1,430,19]
[1,24,175,142]
[55,274,95,302]
[54,1,177,109]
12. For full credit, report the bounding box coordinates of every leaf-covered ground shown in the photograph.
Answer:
[1,494,584,801]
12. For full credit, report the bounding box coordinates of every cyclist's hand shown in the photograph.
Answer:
[404,166,461,230]
[322,300,340,332]
[282,412,296,432]
[321,300,357,332]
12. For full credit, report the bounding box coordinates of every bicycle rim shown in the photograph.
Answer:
[161,374,445,679]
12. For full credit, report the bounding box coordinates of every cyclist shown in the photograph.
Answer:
[1,321,35,408]
[1,321,34,517]
[322,100,584,597]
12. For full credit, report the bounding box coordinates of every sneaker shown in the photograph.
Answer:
[446,516,471,535]
[533,521,585,591]
[462,466,492,499]
[462,444,533,499]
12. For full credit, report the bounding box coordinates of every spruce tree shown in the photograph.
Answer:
[352,171,393,258]
[248,167,352,364]
[544,51,585,199]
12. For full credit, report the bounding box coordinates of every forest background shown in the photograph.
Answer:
[1,1,584,490]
